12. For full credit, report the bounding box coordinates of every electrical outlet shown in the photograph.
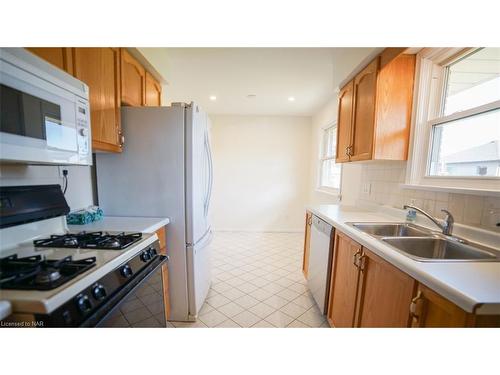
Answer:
[58,166,69,178]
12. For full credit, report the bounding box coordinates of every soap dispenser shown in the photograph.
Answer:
[406,199,417,222]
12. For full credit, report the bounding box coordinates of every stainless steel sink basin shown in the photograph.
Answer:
[382,237,500,262]
[349,222,431,237]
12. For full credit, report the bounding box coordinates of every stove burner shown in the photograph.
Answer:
[0,254,97,290]
[33,231,142,250]
[35,267,62,284]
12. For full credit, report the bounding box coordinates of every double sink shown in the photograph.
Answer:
[347,222,500,262]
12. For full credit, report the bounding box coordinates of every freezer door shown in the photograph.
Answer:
[186,229,213,318]
[185,103,213,245]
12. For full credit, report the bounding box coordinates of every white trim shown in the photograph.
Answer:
[405,48,500,194]
[316,186,341,197]
[400,183,500,197]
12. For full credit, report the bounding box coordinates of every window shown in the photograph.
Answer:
[406,47,500,193]
[428,48,500,178]
[319,124,341,190]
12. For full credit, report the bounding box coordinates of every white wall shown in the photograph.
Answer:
[210,115,311,232]
[0,164,94,211]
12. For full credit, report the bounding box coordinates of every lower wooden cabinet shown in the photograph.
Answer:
[327,231,362,327]
[302,212,312,278]
[322,228,500,328]
[355,249,416,327]
[155,226,170,321]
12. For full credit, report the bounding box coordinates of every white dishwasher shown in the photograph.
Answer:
[307,215,334,314]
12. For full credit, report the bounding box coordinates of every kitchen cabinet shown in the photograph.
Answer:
[350,59,379,161]
[145,71,162,106]
[336,81,355,162]
[120,49,146,107]
[322,228,500,328]
[336,49,416,163]
[302,212,312,277]
[155,226,171,320]
[355,248,416,327]
[72,48,123,153]
[327,231,362,327]
[26,48,73,75]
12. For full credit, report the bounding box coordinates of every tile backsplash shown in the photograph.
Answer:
[356,161,500,232]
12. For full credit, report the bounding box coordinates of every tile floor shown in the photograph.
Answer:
[169,232,328,328]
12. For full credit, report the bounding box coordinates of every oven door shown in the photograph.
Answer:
[84,255,168,328]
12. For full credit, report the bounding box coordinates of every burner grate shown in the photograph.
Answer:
[33,231,142,250]
[0,254,96,290]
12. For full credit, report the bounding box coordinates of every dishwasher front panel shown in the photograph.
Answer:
[307,215,334,314]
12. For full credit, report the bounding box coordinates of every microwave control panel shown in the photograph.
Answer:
[76,100,91,158]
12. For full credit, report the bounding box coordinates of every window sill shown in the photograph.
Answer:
[400,183,500,197]
[316,186,340,197]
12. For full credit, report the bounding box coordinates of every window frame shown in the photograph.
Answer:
[404,48,500,195]
[317,121,342,194]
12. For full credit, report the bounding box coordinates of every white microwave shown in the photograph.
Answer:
[0,48,92,165]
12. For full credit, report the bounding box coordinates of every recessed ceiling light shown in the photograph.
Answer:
[209,95,217,101]
[288,96,295,102]
[247,94,257,98]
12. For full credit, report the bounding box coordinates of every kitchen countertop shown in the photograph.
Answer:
[68,216,170,234]
[307,204,500,315]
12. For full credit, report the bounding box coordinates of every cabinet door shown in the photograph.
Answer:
[73,48,122,152]
[350,58,379,161]
[327,231,362,327]
[336,80,354,163]
[145,71,162,106]
[26,48,73,75]
[121,49,145,107]
[410,284,469,327]
[302,212,312,278]
[155,226,170,320]
[373,54,415,160]
[355,249,416,327]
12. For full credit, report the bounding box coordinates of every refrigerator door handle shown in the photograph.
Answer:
[207,133,214,212]
[203,132,214,217]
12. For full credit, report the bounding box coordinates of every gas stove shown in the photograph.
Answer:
[0,185,168,327]
[33,231,143,250]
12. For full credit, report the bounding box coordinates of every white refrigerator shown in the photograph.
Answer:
[96,103,213,322]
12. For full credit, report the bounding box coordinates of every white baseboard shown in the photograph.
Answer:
[214,228,303,233]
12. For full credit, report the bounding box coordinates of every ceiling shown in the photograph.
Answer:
[138,48,378,116]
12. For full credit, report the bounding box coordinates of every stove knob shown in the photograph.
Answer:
[120,264,133,278]
[140,251,151,262]
[92,284,107,301]
[148,247,157,257]
[76,294,92,314]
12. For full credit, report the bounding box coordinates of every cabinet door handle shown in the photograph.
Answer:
[409,290,423,323]
[118,131,125,147]
[345,146,350,157]
[358,254,367,271]
[352,249,362,268]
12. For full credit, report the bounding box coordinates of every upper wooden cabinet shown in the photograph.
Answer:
[145,72,162,106]
[26,48,73,75]
[73,48,123,153]
[120,49,146,107]
[336,81,354,162]
[336,50,416,163]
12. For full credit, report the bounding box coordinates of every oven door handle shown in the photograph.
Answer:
[81,255,168,327]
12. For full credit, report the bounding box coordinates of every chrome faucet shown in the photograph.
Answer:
[403,205,454,236]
